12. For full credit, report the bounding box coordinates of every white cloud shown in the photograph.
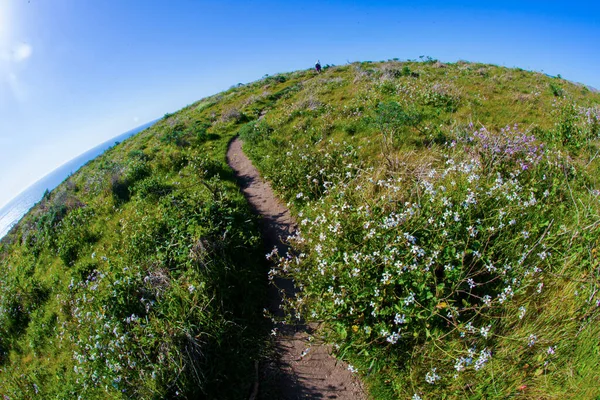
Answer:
[0,42,32,63]
[6,71,26,102]
[0,42,32,103]
[13,43,32,62]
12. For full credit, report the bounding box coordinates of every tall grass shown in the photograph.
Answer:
[243,60,600,399]
[1,58,599,399]
[0,90,267,398]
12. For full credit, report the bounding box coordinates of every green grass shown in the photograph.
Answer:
[1,59,599,399]
[240,60,600,399]
[0,93,270,398]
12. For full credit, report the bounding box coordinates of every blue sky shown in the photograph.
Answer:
[0,0,599,208]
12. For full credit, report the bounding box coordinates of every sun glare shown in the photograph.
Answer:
[0,1,10,45]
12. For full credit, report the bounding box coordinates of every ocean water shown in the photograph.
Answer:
[0,120,157,239]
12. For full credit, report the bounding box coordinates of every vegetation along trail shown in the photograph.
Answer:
[2,60,599,399]
[227,137,366,399]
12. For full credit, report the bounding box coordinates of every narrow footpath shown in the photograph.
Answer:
[227,137,366,400]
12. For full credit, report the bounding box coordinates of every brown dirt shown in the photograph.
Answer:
[227,137,367,400]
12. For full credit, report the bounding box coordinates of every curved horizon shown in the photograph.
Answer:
[0,118,158,238]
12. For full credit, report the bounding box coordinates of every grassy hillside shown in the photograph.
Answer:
[238,60,600,399]
[1,58,599,399]
[0,96,268,398]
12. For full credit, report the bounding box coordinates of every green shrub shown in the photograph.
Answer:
[161,122,189,146]
[422,83,461,112]
[110,170,131,204]
[127,149,147,160]
[26,309,57,355]
[266,84,302,102]
[56,206,97,266]
[125,159,151,182]
[549,82,564,97]
[193,120,214,144]
[239,120,273,144]
[132,176,172,200]
[551,99,600,148]
[375,101,424,132]
[420,55,439,64]
[190,155,228,180]
[221,107,248,124]
[372,101,425,151]
[245,139,359,206]
[264,74,287,84]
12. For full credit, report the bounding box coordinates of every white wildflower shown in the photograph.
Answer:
[425,368,440,384]
[528,334,537,347]
[386,331,400,344]
[474,348,492,371]
[480,324,491,339]
[394,313,406,325]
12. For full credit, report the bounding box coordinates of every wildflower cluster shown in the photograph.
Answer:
[0,118,266,398]
[372,74,461,113]
[267,126,598,391]
[245,139,360,207]
[468,124,544,172]
[551,98,600,148]
[54,228,260,398]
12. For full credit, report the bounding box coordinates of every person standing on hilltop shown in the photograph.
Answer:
[315,60,322,73]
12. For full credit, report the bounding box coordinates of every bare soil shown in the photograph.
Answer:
[227,137,367,400]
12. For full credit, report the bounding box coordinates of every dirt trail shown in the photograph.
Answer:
[227,137,366,400]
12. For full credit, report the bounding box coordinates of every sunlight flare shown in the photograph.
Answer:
[0,0,10,46]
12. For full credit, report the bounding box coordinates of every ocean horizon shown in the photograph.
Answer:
[0,119,158,239]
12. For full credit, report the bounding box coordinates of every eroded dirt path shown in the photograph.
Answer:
[227,137,366,400]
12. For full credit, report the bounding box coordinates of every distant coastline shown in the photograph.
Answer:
[0,119,158,239]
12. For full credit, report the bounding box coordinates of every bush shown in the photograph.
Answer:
[401,65,419,77]
[238,120,273,144]
[190,155,228,180]
[381,65,418,79]
[422,83,461,112]
[221,107,246,124]
[244,139,360,206]
[375,102,424,132]
[551,100,600,148]
[161,123,189,146]
[264,74,287,84]
[549,82,564,97]
[126,159,151,182]
[127,149,148,161]
[109,160,154,204]
[373,101,425,153]
[110,172,130,204]
[193,120,214,144]
[56,206,97,266]
[132,176,172,200]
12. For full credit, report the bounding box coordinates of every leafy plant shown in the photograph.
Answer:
[550,82,564,97]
